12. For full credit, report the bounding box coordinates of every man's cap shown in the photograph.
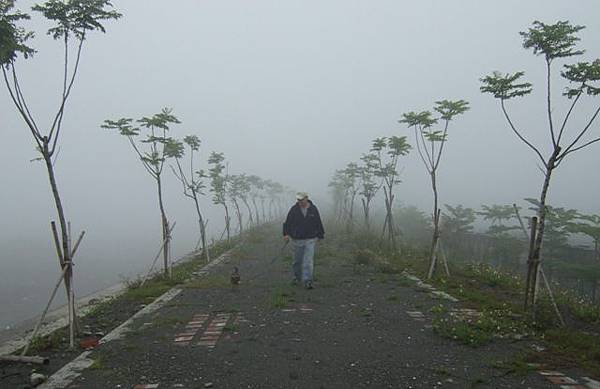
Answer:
[296,192,309,200]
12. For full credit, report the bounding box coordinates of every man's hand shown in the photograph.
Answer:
[284,235,290,242]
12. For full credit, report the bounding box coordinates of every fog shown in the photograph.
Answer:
[1,0,599,328]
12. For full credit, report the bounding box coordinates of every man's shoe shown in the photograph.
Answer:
[291,278,299,286]
[304,281,313,289]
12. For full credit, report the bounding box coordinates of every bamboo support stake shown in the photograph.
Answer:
[71,231,86,258]
[50,222,64,265]
[539,266,566,326]
[0,355,49,365]
[142,222,176,285]
[439,239,450,277]
[524,217,538,310]
[21,265,69,356]
[513,206,564,324]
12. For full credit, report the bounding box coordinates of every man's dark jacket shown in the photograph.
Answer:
[283,200,325,240]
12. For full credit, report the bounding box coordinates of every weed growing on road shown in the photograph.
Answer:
[271,287,295,309]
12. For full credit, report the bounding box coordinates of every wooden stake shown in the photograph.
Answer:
[524,217,538,310]
[439,239,450,277]
[71,231,86,258]
[539,266,566,327]
[0,355,49,365]
[21,265,69,356]
[50,222,64,265]
[142,222,176,285]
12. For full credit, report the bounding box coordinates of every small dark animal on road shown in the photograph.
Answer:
[230,266,241,285]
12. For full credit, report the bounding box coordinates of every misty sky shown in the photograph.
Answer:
[1,0,599,326]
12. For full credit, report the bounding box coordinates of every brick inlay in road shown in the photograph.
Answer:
[197,313,231,349]
[406,311,425,321]
[173,313,209,346]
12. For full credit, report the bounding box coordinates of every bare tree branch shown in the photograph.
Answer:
[557,88,583,144]
[546,61,557,147]
[2,66,43,149]
[434,119,450,170]
[559,104,600,160]
[501,99,547,167]
[50,32,85,155]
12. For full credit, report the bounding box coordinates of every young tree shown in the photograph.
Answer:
[479,204,524,268]
[442,204,476,236]
[228,174,246,235]
[102,108,182,275]
[443,204,477,259]
[171,135,210,262]
[400,100,469,278]
[328,170,347,223]
[2,0,120,342]
[358,153,381,230]
[342,163,361,231]
[568,213,600,261]
[524,198,577,258]
[237,174,255,228]
[481,20,600,308]
[395,205,431,246]
[208,151,231,242]
[371,136,412,249]
[247,175,264,226]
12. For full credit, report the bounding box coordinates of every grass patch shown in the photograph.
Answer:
[184,275,230,289]
[89,356,106,370]
[223,323,239,332]
[271,287,295,309]
[25,332,63,354]
[532,329,600,375]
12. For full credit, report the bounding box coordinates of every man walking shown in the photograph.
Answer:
[283,192,325,289]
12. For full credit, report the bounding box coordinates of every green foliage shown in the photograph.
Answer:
[371,136,411,185]
[520,20,585,62]
[26,331,63,354]
[89,356,106,370]
[442,204,476,235]
[524,198,577,253]
[395,205,431,244]
[434,99,470,121]
[562,60,600,97]
[183,134,201,151]
[0,0,35,64]
[208,151,227,205]
[271,287,294,309]
[480,71,533,100]
[102,108,183,178]
[541,329,600,374]
[32,0,121,40]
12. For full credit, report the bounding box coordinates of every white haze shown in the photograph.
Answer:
[1,0,599,327]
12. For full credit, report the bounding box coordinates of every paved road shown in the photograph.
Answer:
[61,227,558,388]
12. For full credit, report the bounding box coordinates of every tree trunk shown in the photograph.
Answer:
[428,170,441,279]
[43,148,73,298]
[232,198,243,235]
[156,176,169,276]
[252,198,261,226]
[382,185,395,249]
[361,198,371,230]
[223,203,231,242]
[242,197,254,227]
[192,194,209,263]
[529,152,558,308]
